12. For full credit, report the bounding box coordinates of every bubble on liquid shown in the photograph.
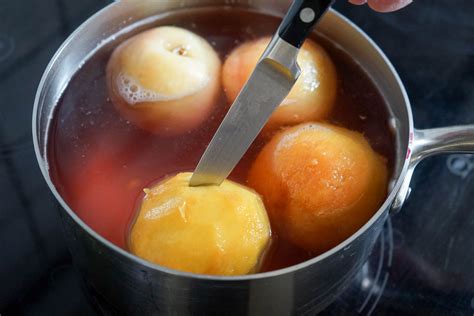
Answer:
[116,73,209,105]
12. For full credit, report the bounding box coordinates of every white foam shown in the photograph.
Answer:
[300,61,320,92]
[117,72,209,105]
[278,60,319,107]
[275,123,329,155]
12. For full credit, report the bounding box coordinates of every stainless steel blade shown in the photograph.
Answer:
[190,56,298,186]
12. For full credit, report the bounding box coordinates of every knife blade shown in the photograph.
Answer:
[190,0,334,186]
[189,38,300,186]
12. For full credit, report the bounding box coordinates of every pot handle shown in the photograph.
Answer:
[411,125,474,165]
[391,125,474,214]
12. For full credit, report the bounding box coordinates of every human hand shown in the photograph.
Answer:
[348,0,413,12]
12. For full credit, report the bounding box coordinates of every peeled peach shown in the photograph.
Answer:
[106,26,221,135]
[129,172,271,275]
[223,37,337,130]
[248,123,387,253]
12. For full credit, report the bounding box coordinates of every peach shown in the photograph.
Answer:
[129,172,271,275]
[106,26,221,135]
[248,123,387,253]
[223,37,337,130]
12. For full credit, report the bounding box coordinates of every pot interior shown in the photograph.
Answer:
[33,0,411,275]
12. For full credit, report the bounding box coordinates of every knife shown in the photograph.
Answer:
[190,0,335,186]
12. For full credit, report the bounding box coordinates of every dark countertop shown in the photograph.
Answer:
[1,1,473,315]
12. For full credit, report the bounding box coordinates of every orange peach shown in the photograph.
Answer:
[248,123,387,253]
[223,37,337,130]
[107,26,221,135]
[129,172,271,275]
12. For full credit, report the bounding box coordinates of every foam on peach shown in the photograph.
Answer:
[116,72,209,105]
[299,55,320,92]
[275,123,329,153]
[106,26,221,135]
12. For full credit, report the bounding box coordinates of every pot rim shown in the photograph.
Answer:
[32,2,414,281]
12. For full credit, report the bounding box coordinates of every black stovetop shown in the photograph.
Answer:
[1,1,473,315]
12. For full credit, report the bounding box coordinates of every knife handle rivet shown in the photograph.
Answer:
[300,7,316,23]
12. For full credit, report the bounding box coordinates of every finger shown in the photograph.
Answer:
[348,0,367,5]
[367,0,413,12]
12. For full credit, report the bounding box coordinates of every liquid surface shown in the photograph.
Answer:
[48,7,395,272]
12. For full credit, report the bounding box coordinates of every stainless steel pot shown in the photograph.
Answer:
[32,0,474,314]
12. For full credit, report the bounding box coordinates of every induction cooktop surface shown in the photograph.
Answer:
[1,1,473,315]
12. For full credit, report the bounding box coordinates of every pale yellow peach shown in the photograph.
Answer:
[129,172,271,275]
[107,26,221,135]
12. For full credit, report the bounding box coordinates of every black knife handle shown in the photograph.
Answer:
[278,0,335,48]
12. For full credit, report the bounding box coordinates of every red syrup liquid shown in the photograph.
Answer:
[47,7,395,272]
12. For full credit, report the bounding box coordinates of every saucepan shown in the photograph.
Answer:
[32,0,474,314]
